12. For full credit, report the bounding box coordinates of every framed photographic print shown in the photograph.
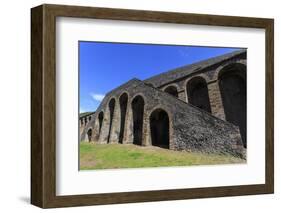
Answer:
[31,4,274,208]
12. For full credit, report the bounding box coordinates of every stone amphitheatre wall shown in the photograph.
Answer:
[82,79,245,158]
[81,50,247,158]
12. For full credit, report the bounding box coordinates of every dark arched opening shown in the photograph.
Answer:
[87,128,92,142]
[164,86,179,98]
[150,109,169,149]
[119,93,128,143]
[98,111,104,138]
[219,63,246,147]
[107,98,115,143]
[132,95,144,145]
[187,77,211,113]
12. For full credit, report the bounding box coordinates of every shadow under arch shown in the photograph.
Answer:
[97,111,104,139]
[118,92,129,144]
[218,63,247,147]
[87,128,92,142]
[149,108,170,149]
[186,76,211,113]
[107,98,116,143]
[164,85,179,98]
[131,95,145,146]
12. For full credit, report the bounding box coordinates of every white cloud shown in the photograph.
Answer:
[91,93,105,102]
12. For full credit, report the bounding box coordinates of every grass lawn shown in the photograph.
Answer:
[79,142,246,170]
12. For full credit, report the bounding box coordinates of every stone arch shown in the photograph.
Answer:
[87,128,92,142]
[185,73,210,84]
[163,84,179,98]
[186,76,211,112]
[149,108,170,149]
[131,95,145,146]
[218,63,246,147]
[98,111,104,139]
[118,92,129,144]
[107,98,116,143]
[213,60,246,81]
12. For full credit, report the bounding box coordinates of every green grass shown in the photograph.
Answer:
[79,142,245,170]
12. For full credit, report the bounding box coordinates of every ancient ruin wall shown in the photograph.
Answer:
[82,79,245,158]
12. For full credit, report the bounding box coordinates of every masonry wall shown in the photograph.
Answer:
[81,79,246,158]
[156,55,246,121]
[79,113,94,138]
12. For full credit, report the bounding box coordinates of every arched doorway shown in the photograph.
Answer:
[119,93,128,143]
[164,85,178,98]
[219,63,246,147]
[107,98,115,143]
[150,109,169,149]
[186,77,211,113]
[87,128,92,142]
[132,95,144,145]
[98,111,104,139]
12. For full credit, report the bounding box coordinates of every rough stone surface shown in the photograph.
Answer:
[79,112,95,137]
[81,50,247,159]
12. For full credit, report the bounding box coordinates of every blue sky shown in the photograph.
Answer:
[79,41,240,112]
